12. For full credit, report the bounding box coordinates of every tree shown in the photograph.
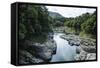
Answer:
[64,11,96,36]
[19,4,53,40]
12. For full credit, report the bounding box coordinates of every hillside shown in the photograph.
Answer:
[49,11,64,19]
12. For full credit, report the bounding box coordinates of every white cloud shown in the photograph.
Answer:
[46,6,96,17]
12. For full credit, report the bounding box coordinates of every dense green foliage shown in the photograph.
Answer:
[81,12,96,35]
[19,4,96,40]
[49,11,66,27]
[64,11,96,36]
[19,4,53,40]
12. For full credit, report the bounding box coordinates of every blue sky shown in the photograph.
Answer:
[46,6,96,17]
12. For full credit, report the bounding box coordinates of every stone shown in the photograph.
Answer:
[60,34,81,46]
[86,53,96,60]
[19,50,44,64]
[19,36,57,64]
[76,46,81,54]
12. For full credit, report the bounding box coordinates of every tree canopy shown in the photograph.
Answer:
[64,11,96,36]
[19,4,53,40]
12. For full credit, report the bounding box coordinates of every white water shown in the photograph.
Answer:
[51,33,77,62]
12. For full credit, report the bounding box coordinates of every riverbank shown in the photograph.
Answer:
[19,35,57,64]
[60,34,96,60]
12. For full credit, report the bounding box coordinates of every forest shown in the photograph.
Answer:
[19,4,53,42]
[19,4,96,40]
[64,11,96,38]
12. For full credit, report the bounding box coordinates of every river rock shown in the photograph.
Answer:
[60,34,81,46]
[86,53,96,60]
[75,38,96,60]
[19,36,57,64]
[80,45,96,53]
[19,50,44,64]
[80,38,96,53]
[75,51,87,60]
[76,46,82,54]
[75,50,96,61]
[60,34,96,61]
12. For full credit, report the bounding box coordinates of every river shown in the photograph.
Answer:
[51,33,77,62]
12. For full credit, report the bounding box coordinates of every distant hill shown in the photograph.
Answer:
[49,11,64,19]
[48,11,66,23]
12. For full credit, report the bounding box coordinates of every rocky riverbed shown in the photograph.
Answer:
[19,36,57,64]
[60,34,96,61]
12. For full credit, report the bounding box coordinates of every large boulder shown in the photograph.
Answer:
[76,46,82,54]
[75,51,87,60]
[19,37,57,64]
[19,50,44,64]
[80,38,96,53]
[74,50,96,61]
[60,34,96,61]
[86,53,96,60]
[60,34,81,46]
[75,37,96,61]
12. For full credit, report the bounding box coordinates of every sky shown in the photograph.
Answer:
[46,6,96,18]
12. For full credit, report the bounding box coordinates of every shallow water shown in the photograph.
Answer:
[51,33,77,62]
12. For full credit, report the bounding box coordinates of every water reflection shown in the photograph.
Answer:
[51,33,77,62]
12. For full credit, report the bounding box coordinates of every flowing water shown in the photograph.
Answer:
[51,33,77,62]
